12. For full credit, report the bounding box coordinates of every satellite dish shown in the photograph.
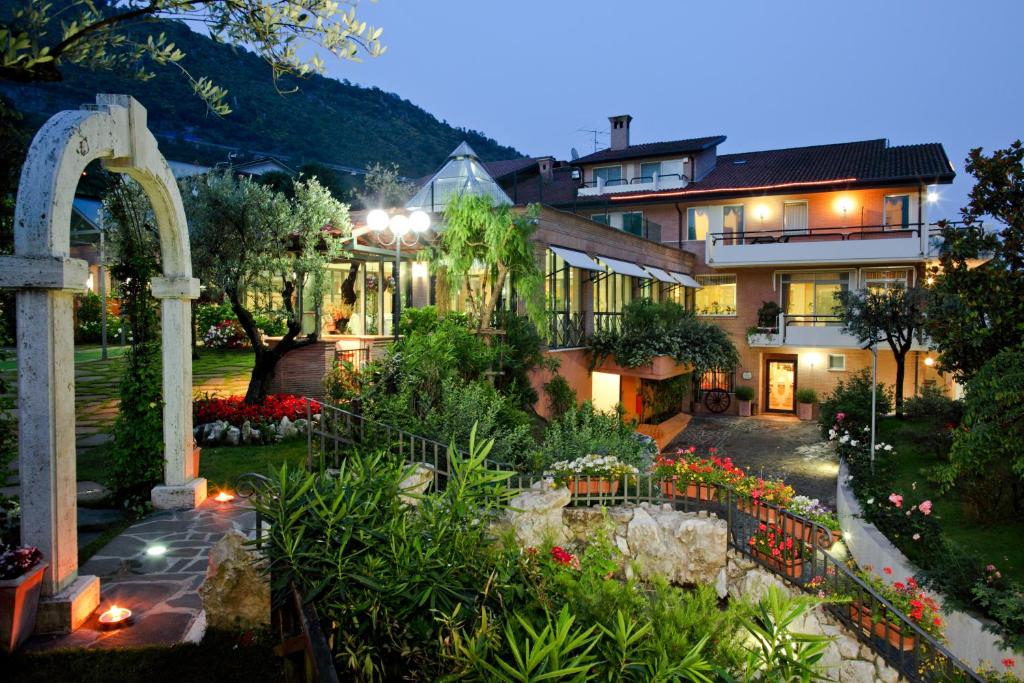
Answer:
[570,147,580,160]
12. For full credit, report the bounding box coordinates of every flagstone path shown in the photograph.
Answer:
[25,497,259,651]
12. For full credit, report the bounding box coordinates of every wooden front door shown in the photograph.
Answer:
[765,356,797,412]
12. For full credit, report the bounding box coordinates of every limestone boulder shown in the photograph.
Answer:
[225,426,240,446]
[562,506,607,542]
[399,464,435,505]
[627,504,727,586]
[279,416,297,438]
[506,482,570,547]
[838,659,876,683]
[199,530,270,630]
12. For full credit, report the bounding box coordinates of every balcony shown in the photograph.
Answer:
[748,313,929,350]
[578,173,689,197]
[706,223,936,267]
[545,311,586,349]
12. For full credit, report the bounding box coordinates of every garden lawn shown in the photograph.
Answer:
[878,417,1024,582]
[78,438,307,493]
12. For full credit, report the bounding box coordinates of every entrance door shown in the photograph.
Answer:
[765,358,797,412]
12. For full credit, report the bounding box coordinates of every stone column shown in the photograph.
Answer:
[150,276,206,509]
[0,256,100,633]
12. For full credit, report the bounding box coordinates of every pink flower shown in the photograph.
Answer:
[883,566,893,575]
[1003,658,1015,669]
[836,412,846,421]
[888,493,903,508]
[919,500,932,516]
[987,564,997,572]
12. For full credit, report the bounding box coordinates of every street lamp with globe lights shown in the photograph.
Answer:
[363,208,431,340]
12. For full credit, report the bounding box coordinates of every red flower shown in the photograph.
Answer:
[883,566,893,575]
[1003,659,1016,669]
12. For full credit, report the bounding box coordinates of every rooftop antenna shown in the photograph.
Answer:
[576,127,607,153]
[570,147,580,161]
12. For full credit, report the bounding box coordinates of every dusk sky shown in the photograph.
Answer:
[328,0,1022,219]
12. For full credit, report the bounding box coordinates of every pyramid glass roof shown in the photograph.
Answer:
[406,141,513,212]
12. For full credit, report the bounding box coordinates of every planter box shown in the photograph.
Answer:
[565,478,619,496]
[751,550,804,579]
[738,399,752,417]
[659,481,718,502]
[0,561,47,653]
[779,512,813,542]
[191,446,201,477]
[797,402,814,421]
[849,602,916,652]
[592,355,692,380]
[738,499,781,525]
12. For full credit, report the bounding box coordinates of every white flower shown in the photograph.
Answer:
[913,533,921,540]
[866,498,874,505]
[884,444,893,452]
[850,440,859,447]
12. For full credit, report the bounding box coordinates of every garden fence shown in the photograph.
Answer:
[238,398,983,683]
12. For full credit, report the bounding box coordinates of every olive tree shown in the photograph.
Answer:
[0,0,385,114]
[184,171,350,402]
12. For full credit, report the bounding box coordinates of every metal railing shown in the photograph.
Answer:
[336,345,370,369]
[709,222,924,246]
[545,311,586,349]
[241,399,982,682]
[593,311,622,334]
[579,173,690,189]
[785,314,843,328]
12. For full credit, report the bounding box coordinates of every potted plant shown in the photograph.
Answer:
[796,388,818,421]
[747,522,809,579]
[0,544,46,653]
[783,495,842,546]
[651,448,743,501]
[547,454,638,496]
[736,477,795,524]
[847,570,943,651]
[735,385,755,417]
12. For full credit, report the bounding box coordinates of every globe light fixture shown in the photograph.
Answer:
[927,190,939,203]
[389,213,410,237]
[367,208,390,232]
[924,357,935,367]
[409,210,431,233]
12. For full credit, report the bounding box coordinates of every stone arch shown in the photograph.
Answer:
[0,95,205,633]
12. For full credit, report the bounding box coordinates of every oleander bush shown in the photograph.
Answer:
[538,402,656,471]
[817,368,892,437]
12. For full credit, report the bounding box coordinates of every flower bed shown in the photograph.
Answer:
[203,319,250,349]
[193,394,316,428]
[546,454,638,493]
[651,447,745,501]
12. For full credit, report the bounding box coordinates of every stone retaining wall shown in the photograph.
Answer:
[502,482,901,682]
[837,462,1023,676]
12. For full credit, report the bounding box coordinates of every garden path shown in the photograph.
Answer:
[665,414,838,505]
[24,497,257,652]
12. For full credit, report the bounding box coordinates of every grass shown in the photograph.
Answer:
[7,629,283,683]
[877,417,1024,582]
[0,344,130,372]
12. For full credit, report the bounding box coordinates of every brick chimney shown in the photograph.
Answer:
[609,114,632,150]
[537,156,554,181]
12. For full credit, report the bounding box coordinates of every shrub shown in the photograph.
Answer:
[756,300,782,329]
[196,302,235,337]
[538,402,655,471]
[323,357,362,406]
[590,299,739,374]
[639,374,690,423]
[193,393,316,428]
[543,374,576,420]
[203,319,249,349]
[903,384,964,427]
[796,387,818,404]
[108,342,165,511]
[817,368,892,436]
[937,348,1024,522]
[735,385,755,401]
[0,318,15,487]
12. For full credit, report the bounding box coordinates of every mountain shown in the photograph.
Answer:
[3,18,522,176]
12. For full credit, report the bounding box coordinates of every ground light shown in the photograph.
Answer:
[98,605,132,630]
[145,544,168,557]
[213,490,235,503]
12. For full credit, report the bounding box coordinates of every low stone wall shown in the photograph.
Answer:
[837,462,1023,676]
[502,483,901,682]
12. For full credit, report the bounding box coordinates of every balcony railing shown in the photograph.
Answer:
[748,312,928,350]
[706,222,935,267]
[588,214,662,242]
[545,311,586,349]
[593,311,622,334]
[579,172,689,197]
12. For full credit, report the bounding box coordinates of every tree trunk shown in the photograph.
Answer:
[893,350,907,416]
[479,264,508,331]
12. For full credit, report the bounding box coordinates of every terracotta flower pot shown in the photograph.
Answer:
[565,477,619,496]
[0,561,47,653]
[849,602,916,652]
[738,400,751,417]
[739,500,779,525]
[659,481,718,501]
[751,550,804,579]
[797,402,814,421]
[815,527,843,549]
[191,445,201,477]
[779,512,813,542]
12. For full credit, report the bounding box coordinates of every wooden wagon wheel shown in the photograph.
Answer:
[704,387,731,413]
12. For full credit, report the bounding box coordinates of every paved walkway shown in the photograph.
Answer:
[26,497,257,651]
[665,414,838,505]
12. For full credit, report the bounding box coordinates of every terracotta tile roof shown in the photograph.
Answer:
[481,157,540,180]
[572,136,727,165]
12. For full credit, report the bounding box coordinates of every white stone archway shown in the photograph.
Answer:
[0,95,206,633]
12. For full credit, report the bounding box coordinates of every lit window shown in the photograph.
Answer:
[687,206,711,241]
[863,269,910,292]
[640,159,687,181]
[591,211,643,235]
[780,272,850,323]
[695,274,737,316]
[883,195,910,229]
[723,205,744,241]
[828,354,846,371]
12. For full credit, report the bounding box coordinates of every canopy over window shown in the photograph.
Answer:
[598,255,651,279]
[671,272,703,288]
[549,246,604,272]
[643,266,677,284]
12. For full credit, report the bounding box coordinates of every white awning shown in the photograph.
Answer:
[671,272,703,288]
[598,255,651,279]
[549,245,604,272]
[643,266,677,284]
